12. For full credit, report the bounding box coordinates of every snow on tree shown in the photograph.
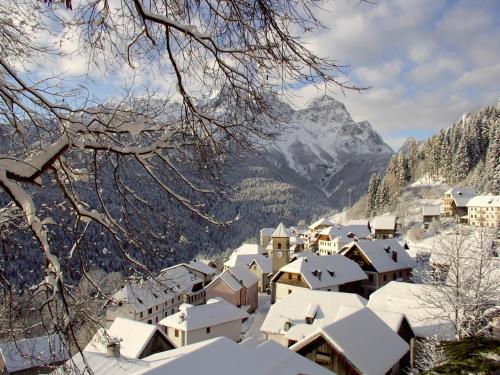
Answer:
[366,172,380,217]
[413,227,499,341]
[486,125,500,194]
[0,0,364,363]
[453,130,471,183]
[376,177,390,212]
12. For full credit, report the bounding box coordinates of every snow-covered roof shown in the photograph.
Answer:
[59,336,333,375]
[348,219,369,226]
[370,308,408,334]
[367,281,455,340]
[422,205,441,216]
[85,317,168,359]
[291,307,409,375]
[231,243,265,256]
[466,195,500,208]
[113,266,204,312]
[272,254,367,289]
[224,253,271,274]
[259,228,275,236]
[208,265,258,292]
[184,261,218,276]
[272,223,290,238]
[343,239,416,273]
[372,215,396,231]
[261,290,367,341]
[445,186,475,207]
[158,264,204,292]
[319,224,371,241]
[159,298,248,331]
[218,271,243,292]
[308,217,334,230]
[248,256,272,274]
[0,334,69,373]
[227,265,258,288]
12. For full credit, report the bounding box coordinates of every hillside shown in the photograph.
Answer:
[0,94,392,287]
[366,102,499,217]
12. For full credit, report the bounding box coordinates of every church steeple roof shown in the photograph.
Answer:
[272,223,290,238]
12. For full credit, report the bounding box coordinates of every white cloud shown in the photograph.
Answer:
[354,60,402,87]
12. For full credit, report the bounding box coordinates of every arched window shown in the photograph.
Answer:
[277,243,282,250]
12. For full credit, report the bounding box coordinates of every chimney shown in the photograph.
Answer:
[106,337,122,358]
[283,319,292,332]
[392,251,398,262]
[178,312,186,323]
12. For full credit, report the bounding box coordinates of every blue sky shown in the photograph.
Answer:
[39,0,500,150]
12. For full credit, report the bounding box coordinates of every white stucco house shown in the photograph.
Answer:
[158,297,249,347]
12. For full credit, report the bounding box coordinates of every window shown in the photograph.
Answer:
[277,243,282,250]
[178,296,181,301]
[148,319,152,324]
[399,271,402,278]
[148,308,153,315]
[288,273,292,280]
[288,289,292,294]
[368,274,374,282]
[393,273,396,280]
[165,312,168,317]
[156,316,158,323]
[175,329,179,337]
[156,306,158,311]
[140,312,143,318]
[206,327,211,334]
[383,274,387,282]
[298,275,301,281]
[171,309,174,314]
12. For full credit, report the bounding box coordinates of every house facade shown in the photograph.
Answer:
[466,195,500,228]
[372,215,397,239]
[422,205,442,229]
[247,257,272,292]
[106,264,205,324]
[341,239,415,298]
[271,254,367,302]
[443,187,475,218]
[159,298,248,347]
[205,265,259,312]
[317,225,371,255]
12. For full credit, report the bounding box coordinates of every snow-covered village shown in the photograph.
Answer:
[0,1,499,374]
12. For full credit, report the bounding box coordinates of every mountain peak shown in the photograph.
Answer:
[306,95,346,110]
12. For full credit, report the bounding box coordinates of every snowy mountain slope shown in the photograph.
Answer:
[267,95,393,204]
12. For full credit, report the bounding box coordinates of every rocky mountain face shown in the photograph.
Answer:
[265,95,393,207]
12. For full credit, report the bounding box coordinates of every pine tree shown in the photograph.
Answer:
[440,135,453,183]
[377,178,390,211]
[486,126,500,194]
[453,132,471,183]
[366,172,380,217]
[396,151,407,187]
[406,138,419,181]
